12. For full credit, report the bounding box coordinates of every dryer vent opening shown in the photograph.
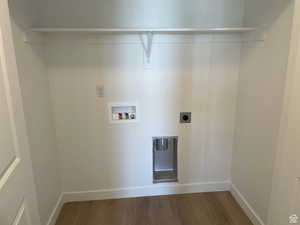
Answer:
[153,137,178,183]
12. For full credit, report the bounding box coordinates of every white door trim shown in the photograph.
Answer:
[0,0,41,224]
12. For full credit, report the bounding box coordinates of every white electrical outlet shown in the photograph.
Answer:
[96,85,104,97]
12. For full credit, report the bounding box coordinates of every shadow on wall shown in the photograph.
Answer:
[244,0,294,28]
[238,0,294,80]
[36,0,244,28]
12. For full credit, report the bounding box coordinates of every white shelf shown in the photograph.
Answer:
[30,27,256,34]
[26,27,258,68]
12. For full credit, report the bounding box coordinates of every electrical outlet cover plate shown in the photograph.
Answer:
[180,112,191,123]
[96,85,105,97]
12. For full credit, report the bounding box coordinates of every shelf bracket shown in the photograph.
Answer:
[23,30,45,44]
[139,32,154,68]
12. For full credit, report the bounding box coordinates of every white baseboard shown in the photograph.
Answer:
[46,181,230,225]
[46,182,268,225]
[62,181,230,203]
[230,183,265,225]
[46,193,65,225]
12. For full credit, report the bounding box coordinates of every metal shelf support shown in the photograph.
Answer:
[140,32,154,64]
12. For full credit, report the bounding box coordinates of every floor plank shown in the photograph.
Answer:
[55,192,253,225]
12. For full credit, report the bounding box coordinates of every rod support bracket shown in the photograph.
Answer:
[23,30,45,44]
[140,31,154,68]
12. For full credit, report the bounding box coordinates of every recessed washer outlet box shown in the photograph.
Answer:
[108,103,139,124]
[180,112,192,123]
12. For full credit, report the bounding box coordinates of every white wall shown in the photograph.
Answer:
[45,34,240,192]
[30,0,245,194]
[9,1,61,224]
[7,0,298,223]
[36,0,244,28]
[269,2,300,224]
[231,0,294,224]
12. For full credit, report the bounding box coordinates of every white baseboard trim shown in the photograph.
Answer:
[46,193,65,225]
[230,183,265,225]
[46,182,268,225]
[46,181,230,225]
[61,181,231,203]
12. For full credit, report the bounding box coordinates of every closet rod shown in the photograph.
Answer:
[30,27,256,34]
[26,27,259,67]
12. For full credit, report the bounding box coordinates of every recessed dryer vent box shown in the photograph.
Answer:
[108,103,139,124]
[153,136,178,183]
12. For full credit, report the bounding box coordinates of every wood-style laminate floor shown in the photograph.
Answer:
[55,191,253,225]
